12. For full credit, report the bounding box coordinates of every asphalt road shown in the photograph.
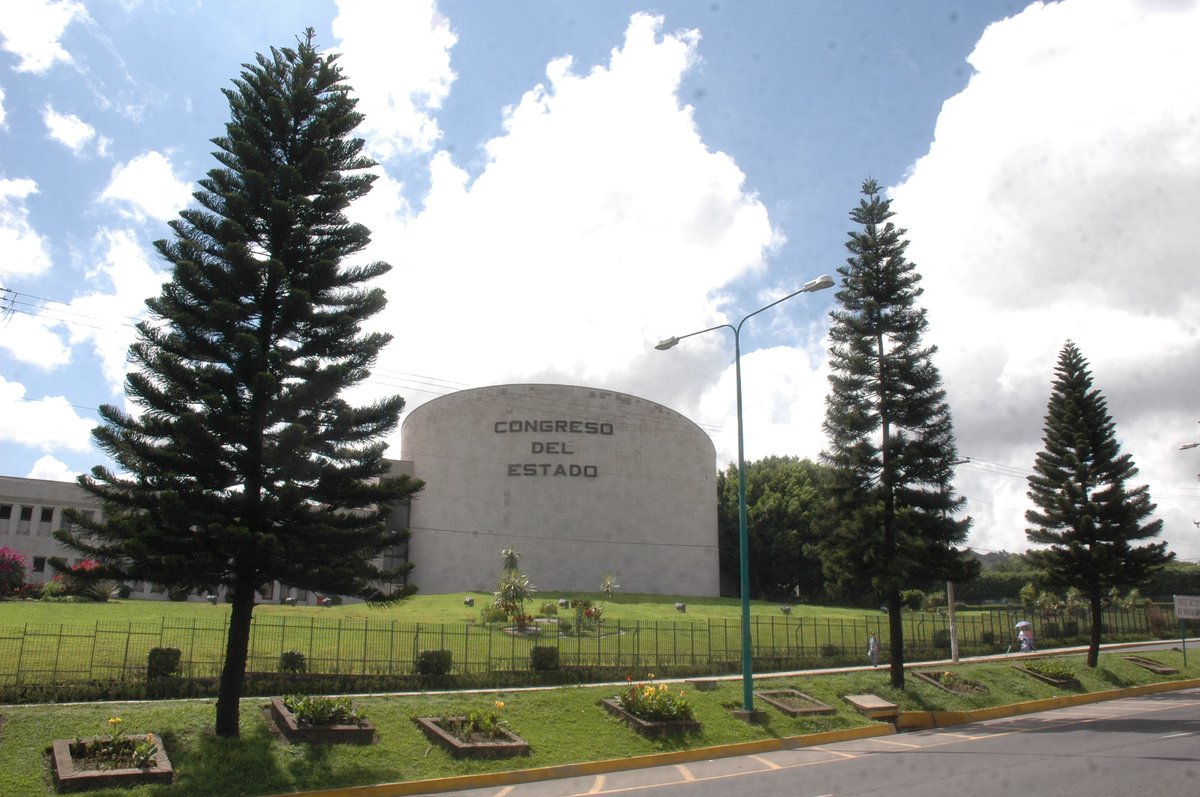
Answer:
[449,687,1200,797]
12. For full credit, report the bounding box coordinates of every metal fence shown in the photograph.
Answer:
[0,604,1176,686]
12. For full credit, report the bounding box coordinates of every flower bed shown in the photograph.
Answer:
[1120,656,1178,675]
[753,689,837,716]
[415,717,530,758]
[602,698,701,737]
[1013,662,1081,690]
[269,696,375,745]
[912,670,989,695]
[51,733,172,792]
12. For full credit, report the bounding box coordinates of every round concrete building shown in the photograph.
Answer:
[398,384,719,596]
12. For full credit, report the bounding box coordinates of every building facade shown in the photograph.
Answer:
[1,384,720,599]
[399,384,719,596]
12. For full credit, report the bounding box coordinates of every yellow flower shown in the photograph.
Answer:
[146,733,154,743]
[494,700,505,710]
[648,674,655,679]
[107,716,123,728]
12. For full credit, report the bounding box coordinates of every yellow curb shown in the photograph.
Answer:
[901,677,1200,729]
[268,722,896,797]
[266,678,1200,797]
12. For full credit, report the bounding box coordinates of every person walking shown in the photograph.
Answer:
[867,632,880,666]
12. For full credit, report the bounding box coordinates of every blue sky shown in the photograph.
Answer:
[2,0,1199,563]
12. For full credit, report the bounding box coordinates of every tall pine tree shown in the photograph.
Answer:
[1026,341,1171,668]
[54,30,422,737]
[817,179,976,688]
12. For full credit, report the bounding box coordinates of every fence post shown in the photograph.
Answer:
[121,620,133,682]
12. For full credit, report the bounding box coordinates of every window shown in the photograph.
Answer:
[19,506,33,521]
[0,503,11,520]
[40,507,53,523]
[33,556,46,573]
[37,506,54,535]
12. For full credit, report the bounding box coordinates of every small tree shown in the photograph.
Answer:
[1025,341,1173,667]
[494,548,536,624]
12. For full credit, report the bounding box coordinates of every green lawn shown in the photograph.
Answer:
[0,649,1195,796]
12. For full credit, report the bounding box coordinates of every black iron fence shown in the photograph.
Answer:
[0,603,1176,687]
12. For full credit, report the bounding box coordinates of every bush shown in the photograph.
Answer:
[146,647,182,680]
[530,646,560,671]
[1043,622,1062,638]
[415,649,452,676]
[819,644,841,658]
[931,629,952,648]
[1062,620,1080,637]
[557,616,574,634]
[980,630,996,645]
[923,592,947,612]
[479,601,507,624]
[116,583,132,599]
[900,589,925,612]
[282,694,363,725]
[279,650,307,673]
[539,601,558,616]
[0,547,27,597]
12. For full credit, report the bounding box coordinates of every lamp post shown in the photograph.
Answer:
[656,273,834,718]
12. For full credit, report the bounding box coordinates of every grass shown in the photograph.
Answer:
[0,648,1195,796]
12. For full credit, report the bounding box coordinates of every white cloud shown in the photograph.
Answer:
[0,376,94,452]
[0,177,53,281]
[27,453,78,481]
[42,104,96,153]
[0,84,7,127]
[99,151,191,222]
[331,0,457,161]
[357,13,784,462]
[889,0,1200,559]
[0,0,88,73]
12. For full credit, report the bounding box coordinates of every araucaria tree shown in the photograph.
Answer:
[1025,341,1171,668]
[817,179,976,688]
[55,31,422,738]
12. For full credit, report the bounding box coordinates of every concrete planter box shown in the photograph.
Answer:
[754,689,836,716]
[51,734,173,792]
[269,697,375,745]
[1012,665,1081,690]
[912,670,988,694]
[1120,656,1178,675]
[601,698,701,737]
[415,717,530,758]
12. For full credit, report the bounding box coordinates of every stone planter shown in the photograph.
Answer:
[754,689,836,716]
[912,670,988,694]
[1120,656,1178,675]
[414,717,530,758]
[268,697,376,745]
[51,734,173,792]
[1012,664,1081,690]
[601,698,701,737]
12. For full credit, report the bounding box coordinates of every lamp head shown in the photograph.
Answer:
[804,274,835,292]
[655,336,680,351]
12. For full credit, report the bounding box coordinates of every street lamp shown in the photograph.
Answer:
[656,273,834,719]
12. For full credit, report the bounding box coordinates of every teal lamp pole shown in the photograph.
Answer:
[655,273,834,715]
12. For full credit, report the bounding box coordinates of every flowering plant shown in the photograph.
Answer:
[69,716,159,769]
[617,676,693,722]
[282,695,364,726]
[441,700,511,741]
[0,547,27,597]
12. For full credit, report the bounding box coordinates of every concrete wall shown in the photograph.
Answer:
[400,384,719,596]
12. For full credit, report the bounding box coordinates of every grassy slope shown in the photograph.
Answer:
[0,649,1195,797]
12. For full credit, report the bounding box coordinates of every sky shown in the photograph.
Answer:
[2,0,1199,566]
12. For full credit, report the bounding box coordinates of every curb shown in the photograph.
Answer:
[272,677,1200,797]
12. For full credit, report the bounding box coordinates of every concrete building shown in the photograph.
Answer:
[1,384,720,599]
[399,384,719,596]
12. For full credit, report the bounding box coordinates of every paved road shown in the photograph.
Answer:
[449,688,1200,797]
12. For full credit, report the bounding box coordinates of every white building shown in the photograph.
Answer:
[0,384,720,598]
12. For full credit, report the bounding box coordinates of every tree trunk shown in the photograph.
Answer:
[887,590,905,688]
[1087,591,1103,668]
[215,585,256,737]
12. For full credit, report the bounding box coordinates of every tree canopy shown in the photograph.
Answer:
[815,179,976,688]
[55,30,422,737]
[1025,340,1171,667]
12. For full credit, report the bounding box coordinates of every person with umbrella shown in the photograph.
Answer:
[1016,620,1036,653]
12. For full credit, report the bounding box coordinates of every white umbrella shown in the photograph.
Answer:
[1014,620,1031,628]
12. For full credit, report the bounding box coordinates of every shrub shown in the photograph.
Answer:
[819,644,841,658]
[900,589,925,612]
[116,583,132,599]
[1025,658,1076,680]
[980,630,996,645]
[416,649,453,676]
[1043,622,1062,638]
[557,616,574,634]
[530,646,560,671]
[0,547,27,597]
[539,601,558,616]
[147,647,182,680]
[922,591,947,612]
[931,629,952,648]
[479,600,507,624]
[279,650,307,674]
[1062,620,1080,637]
[282,694,363,725]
